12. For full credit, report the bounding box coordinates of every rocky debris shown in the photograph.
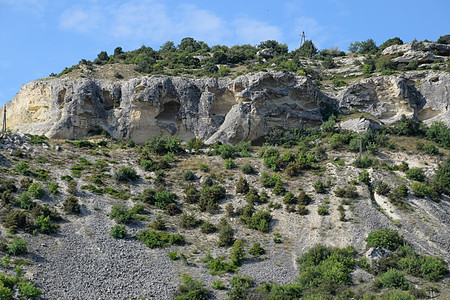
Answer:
[256,48,274,60]
[382,41,450,64]
[0,132,30,154]
[339,117,382,132]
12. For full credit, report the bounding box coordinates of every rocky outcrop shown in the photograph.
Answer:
[4,72,333,144]
[382,41,450,64]
[340,117,381,132]
[338,71,450,125]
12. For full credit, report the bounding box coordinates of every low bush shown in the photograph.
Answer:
[110,204,132,224]
[248,242,265,257]
[200,221,217,234]
[114,167,138,182]
[230,239,246,267]
[235,177,249,194]
[405,167,425,181]
[224,158,236,169]
[35,215,58,234]
[179,213,201,229]
[365,228,404,250]
[283,192,297,205]
[411,182,440,202]
[28,183,44,199]
[376,181,391,196]
[183,170,195,181]
[16,192,34,210]
[110,224,127,239]
[136,230,185,248]
[375,268,408,289]
[358,170,371,186]
[317,205,329,216]
[217,218,234,247]
[62,195,81,215]
[154,190,177,210]
[15,162,30,175]
[174,274,211,300]
[335,185,358,199]
[7,238,28,256]
[241,164,254,174]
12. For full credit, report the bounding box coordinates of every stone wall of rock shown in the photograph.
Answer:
[3,70,449,143]
[3,72,333,144]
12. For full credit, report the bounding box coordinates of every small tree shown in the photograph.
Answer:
[217,219,234,247]
[230,239,245,267]
[236,177,249,194]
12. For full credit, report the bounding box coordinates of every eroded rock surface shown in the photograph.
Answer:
[4,72,333,144]
[3,70,450,143]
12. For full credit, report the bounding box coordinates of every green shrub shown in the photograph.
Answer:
[200,221,217,234]
[174,274,211,300]
[217,219,234,247]
[183,170,195,181]
[110,224,127,239]
[154,190,177,210]
[211,279,225,290]
[168,250,179,261]
[28,183,44,199]
[411,182,440,201]
[204,255,237,275]
[199,185,226,213]
[4,210,28,231]
[245,188,260,205]
[230,239,245,267]
[283,192,297,205]
[353,156,375,168]
[35,215,58,234]
[376,181,391,196]
[18,281,42,299]
[398,252,449,281]
[426,121,450,149]
[379,289,414,300]
[16,192,34,210]
[110,204,132,224]
[297,244,357,294]
[228,275,254,299]
[272,181,286,196]
[358,170,371,186]
[335,185,358,199]
[179,213,200,229]
[241,164,254,174]
[198,163,209,172]
[261,172,280,188]
[144,136,182,156]
[63,195,81,215]
[247,210,272,233]
[224,158,236,169]
[136,230,185,248]
[140,159,159,171]
[7,238,28,256]
[150,215,166,230]
[317,205,329,216]
[313,179,326,194]
[184,187,200,204]
[434,156,450,195]
[405,167,425,181]
[365,228,404,250]
[375,268,408,289]
[248,242,265,257]
[235,177,249,194]
[15,162,30,175]
[114,167,138,182]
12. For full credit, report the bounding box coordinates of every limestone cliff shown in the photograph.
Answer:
[3,70,450,143]
[4,72,333,144]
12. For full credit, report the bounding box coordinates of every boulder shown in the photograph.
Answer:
[340,117,381,132]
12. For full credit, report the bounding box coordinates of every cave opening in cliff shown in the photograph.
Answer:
[210,91,235,126]
[156,101,180,124]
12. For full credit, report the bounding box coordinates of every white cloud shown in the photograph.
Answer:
[57,0,281,47]
[232,18,283,45]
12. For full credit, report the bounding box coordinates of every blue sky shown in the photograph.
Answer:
[1,0,449,106]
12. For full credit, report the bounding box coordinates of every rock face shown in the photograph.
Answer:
[382,41,450,64]
[4,72,333,144]
[338,71,450,125]
[3,70,449,143]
